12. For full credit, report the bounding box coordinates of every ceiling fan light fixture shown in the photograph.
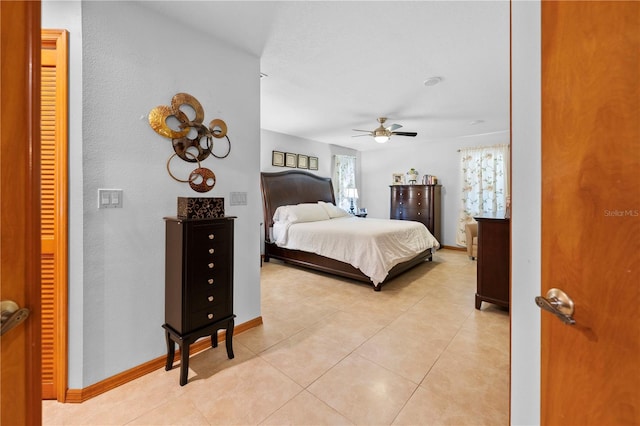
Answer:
[353,117,415,143]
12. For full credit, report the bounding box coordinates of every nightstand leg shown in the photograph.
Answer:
[179,343,190,386]
[164,330,174,371]
[225,319,235,359]
[211,331,218,348]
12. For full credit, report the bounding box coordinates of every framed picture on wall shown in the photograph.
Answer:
[272,151,285,167]
[297,154,309,169]
[285,152,297,168]
[392,173,405,185]
[309,156,318,170]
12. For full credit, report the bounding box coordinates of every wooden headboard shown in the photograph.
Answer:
[260,170,336,240]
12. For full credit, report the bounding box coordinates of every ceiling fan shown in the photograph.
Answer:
[352,117,418,143]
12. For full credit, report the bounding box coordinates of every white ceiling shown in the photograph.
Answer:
[141,1,510,151]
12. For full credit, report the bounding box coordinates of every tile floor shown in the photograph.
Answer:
[43,249,509,425]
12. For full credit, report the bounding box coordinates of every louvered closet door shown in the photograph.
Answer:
[41,30,68,401]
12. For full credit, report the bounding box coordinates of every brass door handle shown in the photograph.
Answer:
[1,300,30,336]
[535,288,575,325]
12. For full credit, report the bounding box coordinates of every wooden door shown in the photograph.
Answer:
[0,1,43,425]
[541,1,639,424]
[41,29,69,401]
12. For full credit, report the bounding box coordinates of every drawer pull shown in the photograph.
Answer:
[417,192,421,196]
[209,248,215,254]
[417,212,421,215]
[208,278,214,284]
[208,296,214,302]
[208,313,214,320]
[208,262,214,268]
[417,202,421,206]
[208,234,215,240]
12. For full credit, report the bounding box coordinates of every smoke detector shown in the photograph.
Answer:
[423,76,443,87]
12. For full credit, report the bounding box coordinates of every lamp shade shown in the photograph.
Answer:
[374,135,389,143]
[346,188,359,198]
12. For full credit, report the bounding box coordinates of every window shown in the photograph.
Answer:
[456,144,510,245]
[333,154,356,212]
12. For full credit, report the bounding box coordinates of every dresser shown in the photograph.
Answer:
[162,216,236,385]
[389,185,442,243]
[474,215,510,309]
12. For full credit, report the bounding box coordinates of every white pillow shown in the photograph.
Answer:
[273,205,291,222]
[274,203,330,224]
[318,201,351,218]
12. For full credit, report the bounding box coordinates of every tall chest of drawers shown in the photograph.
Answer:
[162,216,236,385]
[390,185,442,243]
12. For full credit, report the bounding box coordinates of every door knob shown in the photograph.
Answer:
[1,300,30,336]
[535,288,575,325]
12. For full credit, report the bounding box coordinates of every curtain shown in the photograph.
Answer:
[333,154,357,211]
[456,144,510,246]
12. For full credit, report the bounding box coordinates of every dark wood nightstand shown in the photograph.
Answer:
[474,214,510,310]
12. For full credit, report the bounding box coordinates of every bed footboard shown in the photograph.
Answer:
[264,242,432,291]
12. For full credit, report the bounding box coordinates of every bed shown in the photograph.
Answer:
[260,170,440,290]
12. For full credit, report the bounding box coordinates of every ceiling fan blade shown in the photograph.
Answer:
[351,134,372,137]
[392,131,418,137]
[386,123,402,132]
[352,129,373,133]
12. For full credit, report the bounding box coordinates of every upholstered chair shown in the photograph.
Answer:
[465,222,478,260]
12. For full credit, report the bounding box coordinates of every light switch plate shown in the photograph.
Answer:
[98,189,123,209]
[230,192,247,206]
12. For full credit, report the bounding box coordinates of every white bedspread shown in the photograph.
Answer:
[273,217,440,286]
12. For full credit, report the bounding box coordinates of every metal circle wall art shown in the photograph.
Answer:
[149,93,231,193]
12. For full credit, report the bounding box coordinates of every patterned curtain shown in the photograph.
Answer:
[333,154,357,211]
[456,144,510,245]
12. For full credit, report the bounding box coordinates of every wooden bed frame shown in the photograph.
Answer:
[260,170,433,291]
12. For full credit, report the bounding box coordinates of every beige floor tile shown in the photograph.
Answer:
[127,399,210,425]
[412,314,509,425]
[234,316,305,353]
[307,353,418,425]
[416,349,509,425]
[303,309,389,351]
[42,249,510,426]
[268,296,339,329]
[185,339,258,384]
[260,390,354,425]
[355,323,451,384]
[43,399,100,426]
[260,328,352,387]
[183,356,303,425]
[393,384,503,426]
[45,368,189,425]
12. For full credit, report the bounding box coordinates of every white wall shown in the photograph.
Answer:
[42,0,85,389]
[511,2,541,424]
[261,129,359,178]
[360,133,509,247]
[43,1,262,388]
